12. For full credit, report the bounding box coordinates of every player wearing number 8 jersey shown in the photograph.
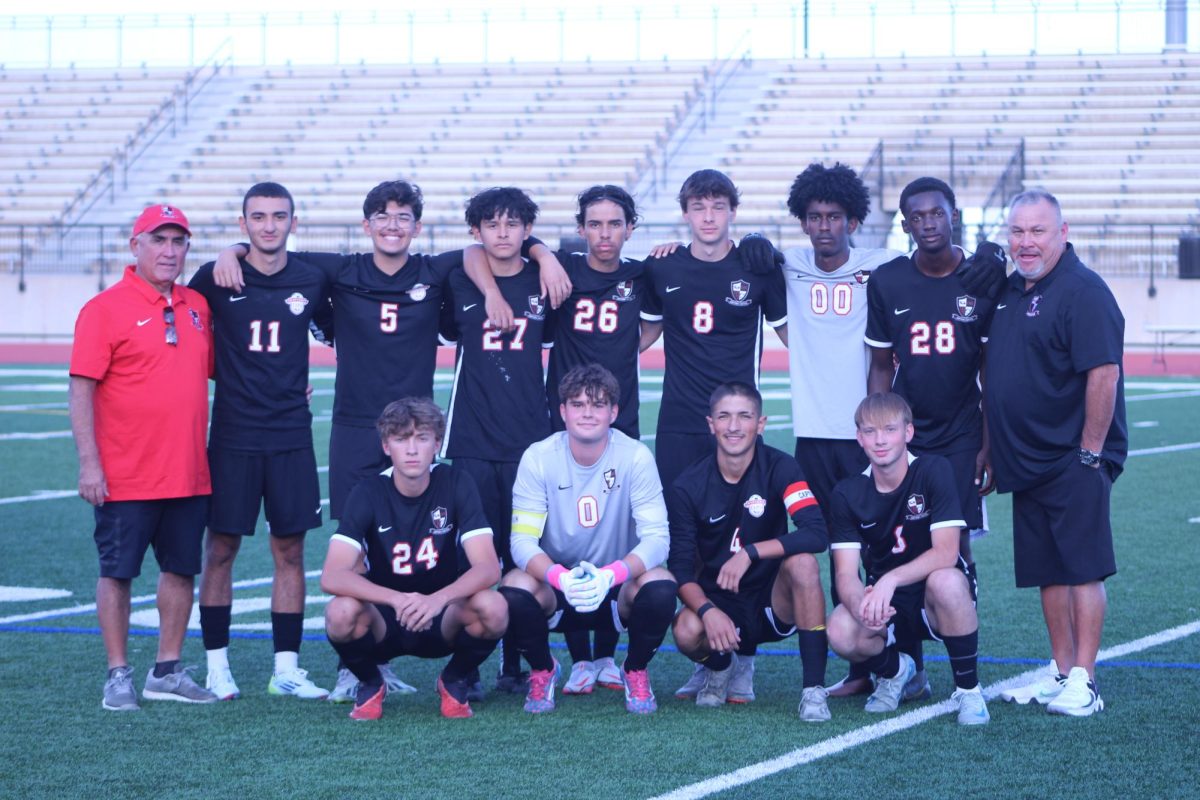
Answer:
[641,169,787,492]
[188,183,332,701]
[321,397,506,720]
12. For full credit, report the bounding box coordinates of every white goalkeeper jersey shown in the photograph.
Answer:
[783,246,902,440]
[510,429,669,572]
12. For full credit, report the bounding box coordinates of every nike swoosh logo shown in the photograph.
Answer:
[665,286,681,293]
[997,304,1007,309]
[462,304,477,312]
[708,515,726,523]
[137,318,152,326]
[893,308,909,315]
[859,522,877,529]
[377,525,392,533]
[229,296,247,302]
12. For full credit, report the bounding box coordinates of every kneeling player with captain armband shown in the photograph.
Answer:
[668,382,833,721]
[320,398,507,721]
[499,364,678,714]
[825,393,989,725]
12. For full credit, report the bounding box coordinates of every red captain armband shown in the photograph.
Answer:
[546,564,568,591]
[783,482,818,515]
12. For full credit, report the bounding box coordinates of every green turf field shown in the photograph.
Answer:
[1,367,1198,799]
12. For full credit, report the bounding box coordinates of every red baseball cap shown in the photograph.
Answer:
[131,204,191,238]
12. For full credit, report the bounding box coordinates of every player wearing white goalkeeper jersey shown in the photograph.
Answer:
[499,364,677,715]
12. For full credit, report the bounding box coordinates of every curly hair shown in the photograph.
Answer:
[786,162,870,223]
[465,187,539,228]
[558,363,620,407]
[362,180,424,221]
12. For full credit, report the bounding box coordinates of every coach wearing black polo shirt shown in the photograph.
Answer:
[984,188,1126,718]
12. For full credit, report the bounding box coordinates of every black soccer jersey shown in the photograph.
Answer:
[545,250,647,438]
[296,250,463,428]
[333,465,493,595]
[441,262,552,462]
[829,454,965,580]
[189,257,330,452]
[641,244,787,434]
[864,255,995,453]
[668,440,826,595]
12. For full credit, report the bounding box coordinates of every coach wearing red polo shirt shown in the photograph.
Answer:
[69,204,218,711]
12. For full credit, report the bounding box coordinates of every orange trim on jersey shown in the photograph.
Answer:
[783,481,818,514]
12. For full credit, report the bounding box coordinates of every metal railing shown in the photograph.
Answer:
[976,139,1027,244]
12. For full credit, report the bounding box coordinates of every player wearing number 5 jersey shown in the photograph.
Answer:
[322,397,506,720]
[641,169,788,492]
[188,183,332,702]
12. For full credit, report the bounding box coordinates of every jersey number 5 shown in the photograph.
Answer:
[391,537,440,574]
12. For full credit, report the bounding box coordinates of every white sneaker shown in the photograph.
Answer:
[798,685,831,722]
[727,655,755,703]
[695,661,735,708]
[563,661,598,695]
[594,657,623,691]
[268,667,329,699]
[999,660,1067,705]
[1046,667,1104,717]
[952,686,991,725]
[864,652,915,713]
[205,665,241,701]
[674,661,707,699]
[378,663,418,694]
[328,668,359,704]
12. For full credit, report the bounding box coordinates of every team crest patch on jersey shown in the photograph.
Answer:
[905,494,929,520]
[430,506,451,534]
[613,281,635,302]
[953,294,978,322]
[525,295,546,319]
[603,468,617,491]
[726,279,752,307]
[284,292,309,316]
[407,283,429,302]
[1026,295,1042,318]
[854,270,871,285]
[743,493,767,518]
[188,308,204,331]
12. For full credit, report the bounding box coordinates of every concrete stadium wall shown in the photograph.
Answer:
[1,272,1196,349]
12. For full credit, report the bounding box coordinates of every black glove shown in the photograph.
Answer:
[738,233,785,276]
[960,240,1008,299]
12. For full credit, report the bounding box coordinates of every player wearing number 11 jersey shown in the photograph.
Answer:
[188,183,331,702]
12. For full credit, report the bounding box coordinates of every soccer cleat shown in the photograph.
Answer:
[674,661,707,699]
[142,664,218,704]
[827,671,873,698]
[465,667,486,703]
[378,663,417,694]
[622,665,657,714]
[328,668,359,704]
[1046,667,1105,717]
[523,659,561,713]
[268,667,329,699]
[952,686,991,725]
[1000,660,1067,705]
[349,682,386,721]
[437,675,474,719]
[695,661,735,708]
[563,660,598,695]
[496,669,530,694]
[798,685,831,722]
[102,666,139,712]
[864,652,915,714]
[902,668,932,702]
[727,654,756,704]
[594,656,624,691]
[205,665,241,701]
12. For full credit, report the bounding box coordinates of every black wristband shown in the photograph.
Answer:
[697,602,715,619]
[743,543,760,563]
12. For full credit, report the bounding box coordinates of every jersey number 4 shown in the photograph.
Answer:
[574,299,619,333]
[910,321,956,355]
[391,537,439,574]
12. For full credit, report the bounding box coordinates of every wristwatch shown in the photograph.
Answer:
[1078,448,1102,467]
